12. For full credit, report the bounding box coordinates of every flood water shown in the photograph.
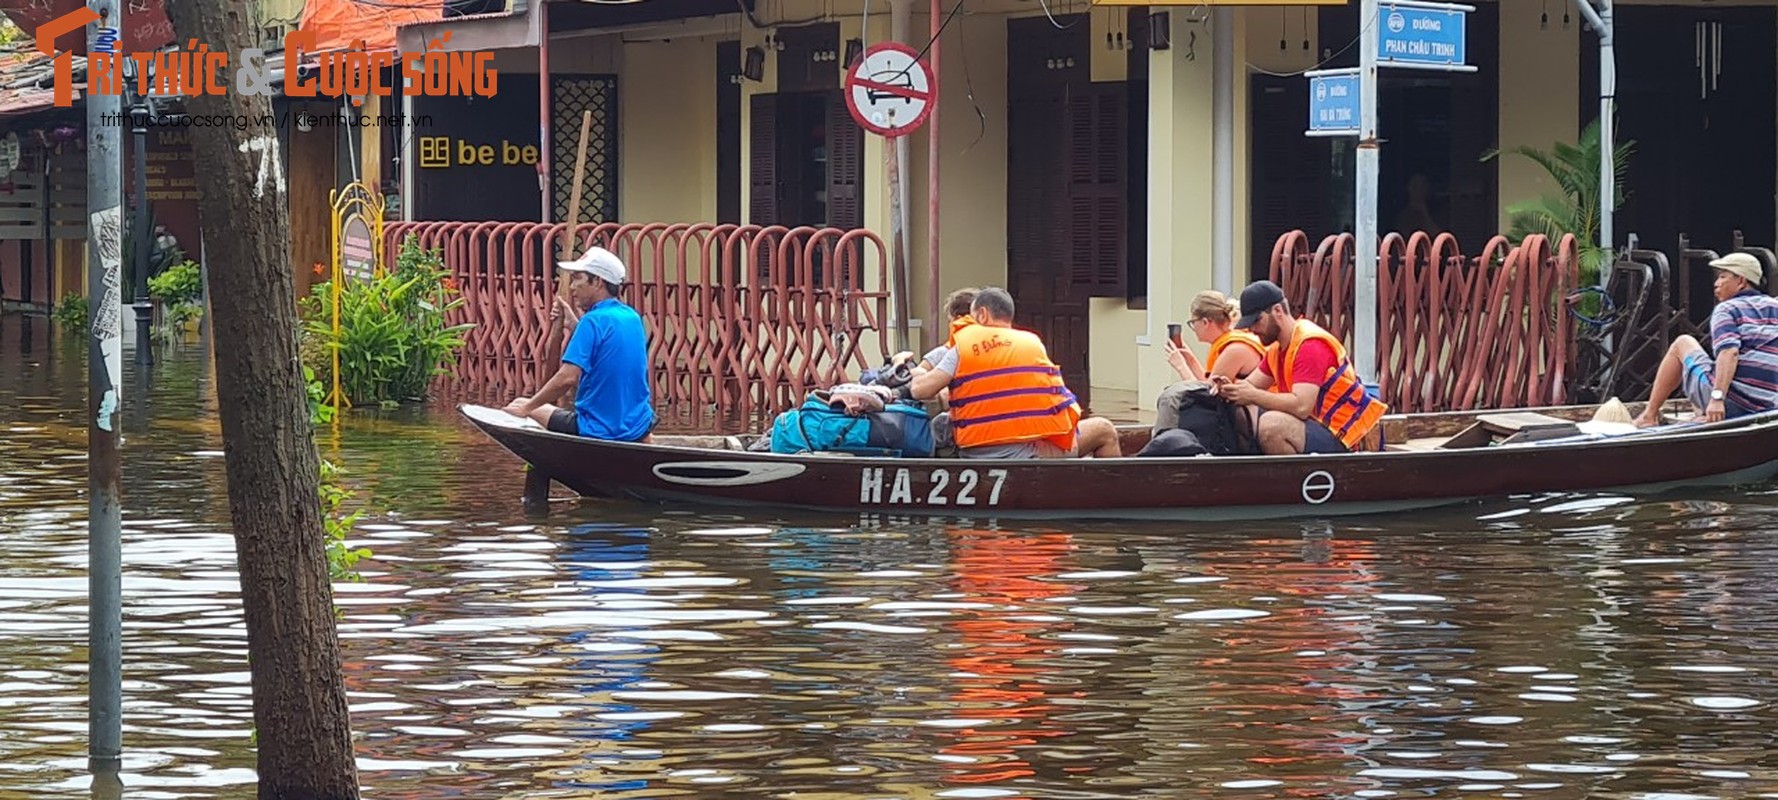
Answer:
[5,313,1778,799]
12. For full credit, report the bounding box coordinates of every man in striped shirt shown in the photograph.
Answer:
[1635,252,1778,427]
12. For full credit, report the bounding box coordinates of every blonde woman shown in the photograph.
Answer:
[1150,290,1265,439]
[1163,290,1264,382]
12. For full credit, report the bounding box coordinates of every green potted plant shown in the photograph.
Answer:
[1482,118,1635,287]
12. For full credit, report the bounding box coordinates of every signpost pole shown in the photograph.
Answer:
[1570,0,1614,282]
[890,0,913,353]
[86,0,125,774]
[1353,0,1380,382]
[844,43,936,353]
[1212,6,1235,294]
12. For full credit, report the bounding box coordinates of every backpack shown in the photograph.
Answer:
[770,395,935,457]
[1138,382,1257,457]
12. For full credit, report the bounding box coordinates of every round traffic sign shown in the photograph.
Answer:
[843,42,936,138]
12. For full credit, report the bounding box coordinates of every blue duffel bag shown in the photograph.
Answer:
[769,396,934,457]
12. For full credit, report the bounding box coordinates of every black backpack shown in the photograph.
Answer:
[1137,383,1258,457]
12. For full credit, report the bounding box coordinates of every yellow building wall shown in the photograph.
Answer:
[1496,1,1580,234]
[902,10,1009,348]
[620,39,718,223]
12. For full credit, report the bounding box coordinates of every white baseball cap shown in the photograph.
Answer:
[558,246,626,285]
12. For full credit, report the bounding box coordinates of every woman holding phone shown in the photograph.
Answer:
[1163,290,1264,382]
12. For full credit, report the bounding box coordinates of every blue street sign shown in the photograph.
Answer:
[1378,2,1468,69]
[1307,71,1360,136]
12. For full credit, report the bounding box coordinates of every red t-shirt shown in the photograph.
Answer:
[1259,338,1339,389]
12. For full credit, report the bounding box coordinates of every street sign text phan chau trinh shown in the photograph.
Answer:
[1376,1,1471,69]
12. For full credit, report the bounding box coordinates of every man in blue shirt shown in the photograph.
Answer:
[502,247,656,442]
[1636,252,1778,427]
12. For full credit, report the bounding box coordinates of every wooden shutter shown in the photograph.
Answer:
[748,93,778,227]
[1249,75,1333,282]
[1066,84,1127,296]
[826,95,863,230]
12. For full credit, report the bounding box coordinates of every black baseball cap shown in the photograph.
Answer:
[1235,280,1286,329]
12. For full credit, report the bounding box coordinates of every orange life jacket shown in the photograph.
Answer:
[948,324,1081,451]
[946,315,974,348]
[1206,329,1264,377]
[1263,319,1387,450]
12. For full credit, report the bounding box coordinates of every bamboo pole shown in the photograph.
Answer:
[550,109,595,406]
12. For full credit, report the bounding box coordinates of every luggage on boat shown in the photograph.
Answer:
[1140,381,1257,457]
[769,395,935,457]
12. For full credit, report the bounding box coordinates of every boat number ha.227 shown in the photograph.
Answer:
[859,467,1009,507]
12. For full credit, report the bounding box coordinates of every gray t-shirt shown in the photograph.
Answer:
[922,344,951,368]
[933,346,961,376]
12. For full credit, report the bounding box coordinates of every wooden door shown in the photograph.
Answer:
[717,40,742,224]
[287,100,336,304]
[1250,75,1335,279]
[1585,5,1776,255]
[1007,14,1096,408]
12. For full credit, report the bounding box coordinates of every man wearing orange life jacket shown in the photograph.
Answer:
[908,288,1122,458]
[1215,280,1387,455]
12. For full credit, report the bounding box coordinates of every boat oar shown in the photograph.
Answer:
[549,109,595,407]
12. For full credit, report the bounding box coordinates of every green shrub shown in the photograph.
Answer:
[52,294,87,333]
[147,260,203,306]
[300,235,472,407]
[319,459,370,583]
[306,368,368,583]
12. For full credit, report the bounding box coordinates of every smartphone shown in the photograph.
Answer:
[1166,323,1184,348]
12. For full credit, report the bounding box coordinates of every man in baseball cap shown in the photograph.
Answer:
[502,246,656,442]
[558,246,627,289]
[1635,251,1778,427]
[1215,279,1388,454]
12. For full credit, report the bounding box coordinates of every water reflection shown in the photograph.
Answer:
[4,315,1778,797]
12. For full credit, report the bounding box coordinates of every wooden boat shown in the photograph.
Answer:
[460,402,1778,521]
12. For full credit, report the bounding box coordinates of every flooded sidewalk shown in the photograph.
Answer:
[4,312,1778,798]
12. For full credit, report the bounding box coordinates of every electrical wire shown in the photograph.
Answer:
[1243,4,1377,79]
[875,0,964,87]
[1033,0,1082,31]
[955,11,985,154]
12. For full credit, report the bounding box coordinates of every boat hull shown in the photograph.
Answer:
[460,405,1778,521]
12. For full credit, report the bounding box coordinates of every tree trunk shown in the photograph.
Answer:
[158,3,359,798]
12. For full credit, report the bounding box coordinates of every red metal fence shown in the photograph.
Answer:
[1271,230,1580,413]
[383,222,891,426]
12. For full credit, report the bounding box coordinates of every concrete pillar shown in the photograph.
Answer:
[1139,9,1221,412]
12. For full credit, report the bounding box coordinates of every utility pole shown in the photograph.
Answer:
[85,0,124,775]
[1353,0,1380,382]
